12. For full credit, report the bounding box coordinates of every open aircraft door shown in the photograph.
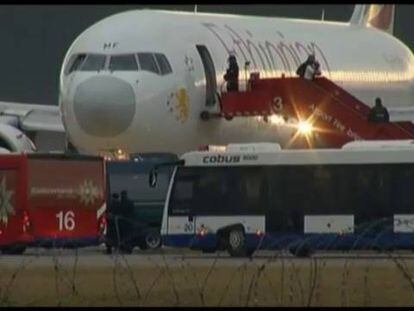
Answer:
[196,45,218,107]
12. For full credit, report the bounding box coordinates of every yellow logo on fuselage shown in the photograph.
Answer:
[174,88,190,123]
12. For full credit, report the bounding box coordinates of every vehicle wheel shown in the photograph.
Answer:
[142,231,162,250]
[226,228,247,257]
[1,245,26,255]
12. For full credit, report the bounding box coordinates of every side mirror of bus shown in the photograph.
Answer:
[149,168,158,188]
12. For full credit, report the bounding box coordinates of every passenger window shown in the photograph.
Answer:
[80,54,106,71]
[109,54,138,71]
[196,168,225,215]
[309,166,335,214]
[154,53,173,75]
[137,53,160,74]
[67,54,87,74]
[393,165,414,214]
[241,168,266,214]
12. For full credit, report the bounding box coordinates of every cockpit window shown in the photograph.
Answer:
[137,53,160,74]
[154,53,173,75]
[80,54,106,71]
[67,54,87,74]
[109,54,138,71]
[64,52,172,75]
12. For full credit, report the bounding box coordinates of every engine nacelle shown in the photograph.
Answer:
[0,123,36,153]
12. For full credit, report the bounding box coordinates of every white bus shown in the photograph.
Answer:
[152,141,414,257]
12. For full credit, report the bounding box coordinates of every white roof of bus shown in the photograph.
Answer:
[342,140,414,150]
[181,141,414,166]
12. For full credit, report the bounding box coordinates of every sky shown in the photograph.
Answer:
[0,5,412,105]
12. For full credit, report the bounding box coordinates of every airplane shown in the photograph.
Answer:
[0,4,413,156]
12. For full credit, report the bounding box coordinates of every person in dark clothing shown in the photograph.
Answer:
[105,192,120,254]
[368,97,390,123]
[296,54,320,80]
[119,190,135,250]
[120,190,133,215]
[224,55,239,92]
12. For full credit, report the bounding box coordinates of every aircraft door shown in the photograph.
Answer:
[167,169,197,246]
[196,45,217,107]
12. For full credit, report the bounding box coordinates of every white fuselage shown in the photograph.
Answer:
[59,10,414,155]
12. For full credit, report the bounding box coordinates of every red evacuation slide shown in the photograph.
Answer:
[0,153,106,254]
[219,74,414,148]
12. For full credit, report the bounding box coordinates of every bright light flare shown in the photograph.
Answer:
[297,121,313,135]
[114,149,129,160]
[197,226,209,236]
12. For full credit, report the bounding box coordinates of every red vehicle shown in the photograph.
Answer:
[0,153,106,254]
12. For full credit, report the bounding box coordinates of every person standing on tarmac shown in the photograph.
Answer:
[106,192,120,254]
[224,55,239,92]
[118,190,135,250]
[368,97,390,123]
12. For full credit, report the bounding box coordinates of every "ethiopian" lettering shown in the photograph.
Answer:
[202,23,331,77]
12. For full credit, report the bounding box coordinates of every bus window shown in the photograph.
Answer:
[352,166,375,226]
[375,165,394,217]
[193,167,266,216]
[240,167,266,214]
[223,168,249,214]
[266,167,288,232]
[351,164,394,233]
[266,166,313,232]
[393,164,414,214]
[334,165,354,214]
[284,166,313,232]
[309,165,335,214]
[195,168,225,215]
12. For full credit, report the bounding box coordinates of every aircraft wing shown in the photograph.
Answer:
[0,101,64,132]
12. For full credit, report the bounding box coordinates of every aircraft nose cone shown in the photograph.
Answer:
[73,76,136,137]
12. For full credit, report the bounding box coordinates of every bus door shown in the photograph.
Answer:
[166,168,198,245]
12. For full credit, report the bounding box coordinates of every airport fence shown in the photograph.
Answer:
[1,217,414,306]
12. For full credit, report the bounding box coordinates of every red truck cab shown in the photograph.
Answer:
[0,155,33,254]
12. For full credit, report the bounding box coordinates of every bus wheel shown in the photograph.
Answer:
[227,228,246,257]
[141,231,162,250]
[1,245,26,255]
